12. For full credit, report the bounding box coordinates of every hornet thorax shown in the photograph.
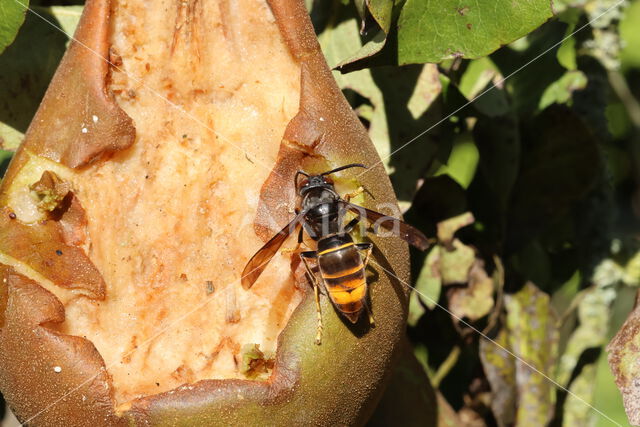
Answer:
[300,183,342,240]
[295,164,367,240]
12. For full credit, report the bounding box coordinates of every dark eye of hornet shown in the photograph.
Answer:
[241,163,430,344]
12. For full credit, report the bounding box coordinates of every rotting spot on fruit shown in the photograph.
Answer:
[240,344,274,380]
[206,280,215,295]
[29,171,71,212]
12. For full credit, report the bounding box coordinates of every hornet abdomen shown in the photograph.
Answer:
[317,234,367,323]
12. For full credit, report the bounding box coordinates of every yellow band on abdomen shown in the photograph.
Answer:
[318,242,355,256]
[328,281,366,304]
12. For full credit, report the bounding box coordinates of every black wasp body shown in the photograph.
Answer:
[241,164,429,344]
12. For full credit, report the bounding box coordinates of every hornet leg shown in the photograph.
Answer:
[356,243,373,266]
[300,251,323,345]
[343,211,361,234]
[356,243,375,327]
[343,186,365,202]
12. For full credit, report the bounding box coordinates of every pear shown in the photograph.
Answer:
[0,0,410,424]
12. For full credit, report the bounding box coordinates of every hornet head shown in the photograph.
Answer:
[295,163,367,197]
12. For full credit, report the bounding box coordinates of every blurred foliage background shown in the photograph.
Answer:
[2,0,640,425]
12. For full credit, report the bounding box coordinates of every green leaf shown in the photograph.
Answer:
[538,70,587,110]
[47,5,83,38]
[335,30,387,72]
[624,251,640,287]
[317,4,444,203]
[0,123,22,151]
[491,20,567,115]
[407,290,426,327]
[434,132,478,189]
[396,0,554,64]
[504,282,559,426]
[550,269,580,319]
[606,102,633,141]
[0,149,13,179]
[458,57,510,117]
[353,0,367,22]
[556,35,577,71]
[459,57,497,96]
[367,0,394,33]
[556,8,581,71]
[0,6,80,151]
[335,0,399,72]
[304,0,314,13]
[0,0,28,54]
[621,0,640,70]
[413,246,441,310]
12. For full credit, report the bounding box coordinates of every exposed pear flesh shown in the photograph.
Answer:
[0,0,411,424]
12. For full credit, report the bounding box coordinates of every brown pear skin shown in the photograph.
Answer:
[0,0,411,425]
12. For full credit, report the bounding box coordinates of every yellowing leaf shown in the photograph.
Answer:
[449,261,494,321]
[479,328,516,427]
[439,239,474,285]
[414,246,441,310]
[437,211,474,244]
[504,282,559,426]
